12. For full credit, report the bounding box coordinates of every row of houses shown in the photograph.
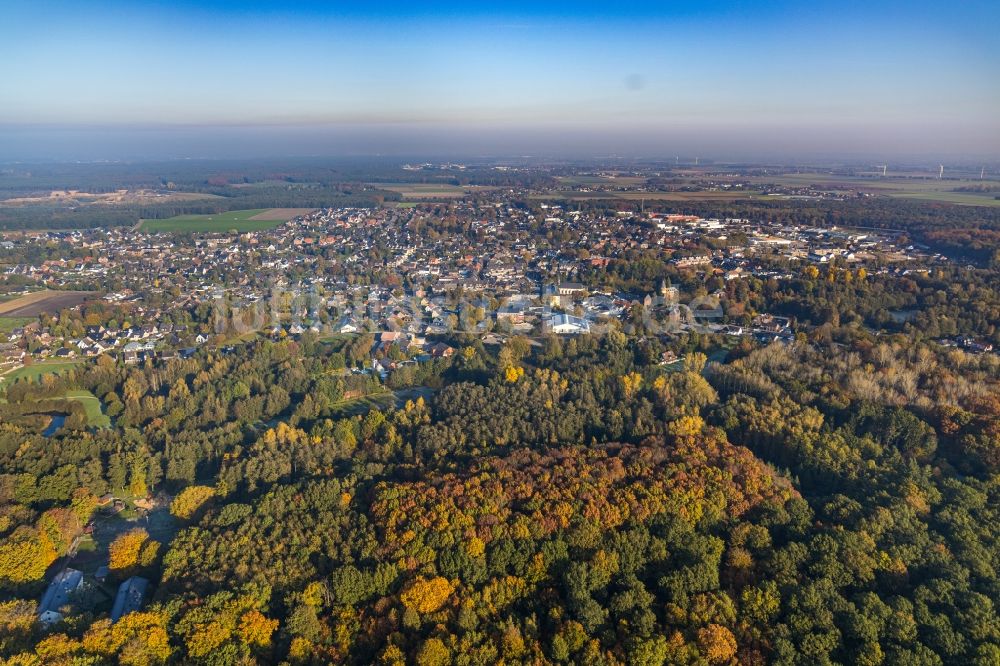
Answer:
[38,568,148,626]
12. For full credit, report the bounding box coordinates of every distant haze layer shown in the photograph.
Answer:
[1,122,997,162]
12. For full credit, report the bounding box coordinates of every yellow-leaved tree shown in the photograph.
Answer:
[108,528,160,575]
[668,414,706,439]
[400,577,454,614]
[0,599,38,649]
[504,365,525,383]
[415,637,451,666]
[239,610,279,647]
[82,612,172,665]
[0,527,57,585]
[177,592,281,659]
[169,485,216,521]
[620,372,643,399]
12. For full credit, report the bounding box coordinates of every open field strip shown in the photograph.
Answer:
[141,208,310,233]
[0,290,96,316]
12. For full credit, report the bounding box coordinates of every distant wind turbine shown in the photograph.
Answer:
[939,164,944,179]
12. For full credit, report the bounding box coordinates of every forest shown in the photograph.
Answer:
[1,316,999,665]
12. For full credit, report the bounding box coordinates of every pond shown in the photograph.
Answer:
[42,414,66,437]
[888,309,919,323]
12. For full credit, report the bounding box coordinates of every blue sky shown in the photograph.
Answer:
[1,1,998,158]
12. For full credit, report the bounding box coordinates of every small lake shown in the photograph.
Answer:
[42,414,66,437]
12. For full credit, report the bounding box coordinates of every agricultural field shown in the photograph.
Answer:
[246,207,316,220]
[230,180,322,189]
[530,191,618,200]
[0,316,33,335]
[0,290,96,317]
[614,190,760,201]
[533,190,761,202]
[886,190,1000,206]
[555,175,648,186]
[375,183,496,199]
[139,207,313,233]
[749,173,1000,207]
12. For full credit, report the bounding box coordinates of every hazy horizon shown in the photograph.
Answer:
[2,0,999,161]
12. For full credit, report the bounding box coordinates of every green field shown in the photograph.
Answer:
[0,316,33,335]
[140,209,280,233]
[887,191,1000,207]
[63,389,111,427]
[1,359,87,384]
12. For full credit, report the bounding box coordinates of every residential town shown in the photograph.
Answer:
[3,190,991,384]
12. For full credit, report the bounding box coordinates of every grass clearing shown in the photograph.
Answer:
[1,379,109,428]
[328,391,397,418]
[1,359,87,384]
[63,389,111,427]
[317,333,355,345]
[327,386,435,418]
[140,208,303,233]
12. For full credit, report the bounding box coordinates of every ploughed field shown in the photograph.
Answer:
[0,290,96,317]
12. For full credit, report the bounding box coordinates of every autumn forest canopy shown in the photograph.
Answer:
[0,309,998,665]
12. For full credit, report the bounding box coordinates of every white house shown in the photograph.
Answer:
[547,314,590,335]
